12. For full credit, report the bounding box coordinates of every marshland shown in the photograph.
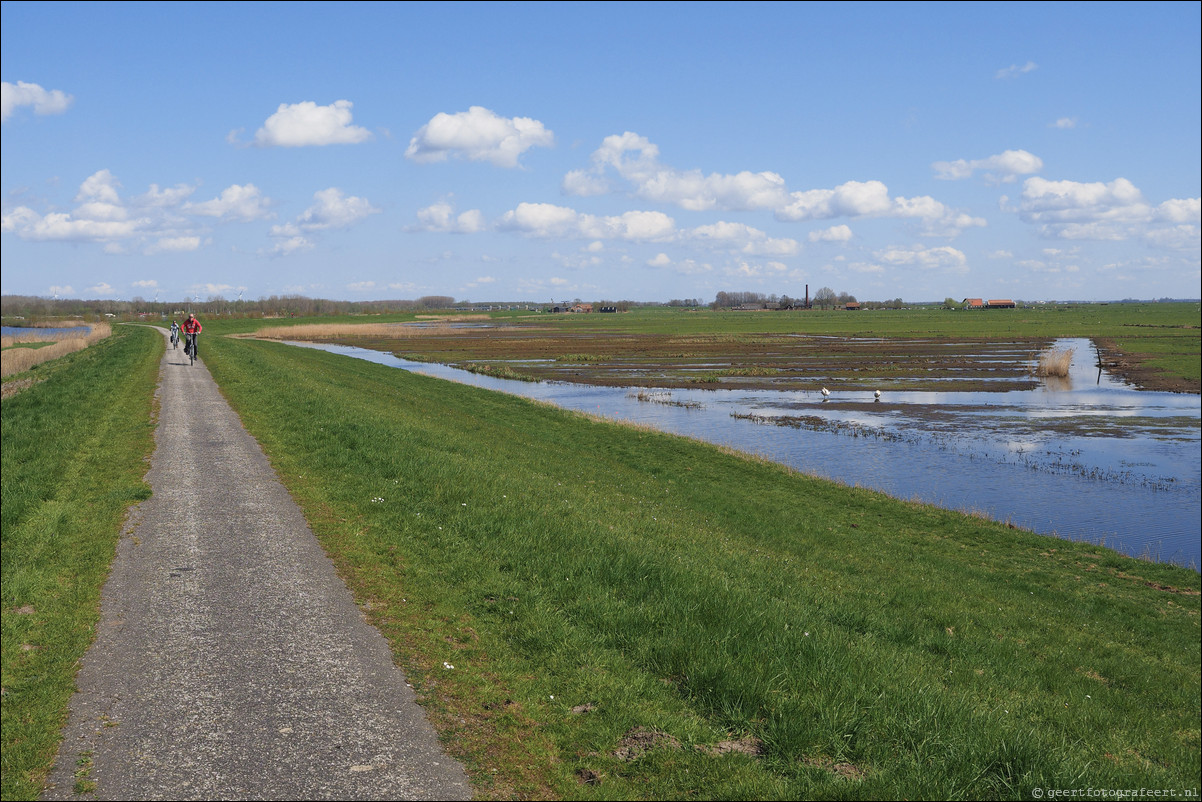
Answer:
[254,303,1202,567]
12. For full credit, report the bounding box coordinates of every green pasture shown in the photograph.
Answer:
[199,333,1200,800]
[1,325,160,800]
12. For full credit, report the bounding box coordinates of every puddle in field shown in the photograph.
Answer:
[286,338,1201,568]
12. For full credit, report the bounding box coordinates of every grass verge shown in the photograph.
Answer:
[1,325,160,800]
[204,333,1200,800]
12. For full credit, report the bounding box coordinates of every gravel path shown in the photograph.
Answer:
[42,331,471,800]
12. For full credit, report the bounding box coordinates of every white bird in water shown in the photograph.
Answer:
[874,389,882,401]
[821,387,830,399]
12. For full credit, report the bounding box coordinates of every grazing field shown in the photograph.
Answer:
[1,325,160,800]
[201,331,1200,800]
[248,302,1201,394]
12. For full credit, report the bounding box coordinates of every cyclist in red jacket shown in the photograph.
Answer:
[182,313,202,360]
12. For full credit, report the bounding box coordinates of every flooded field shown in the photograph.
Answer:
[287,337,1200,569]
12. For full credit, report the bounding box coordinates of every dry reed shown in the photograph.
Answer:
[1,322,112,377]
[1034,347,1074,378]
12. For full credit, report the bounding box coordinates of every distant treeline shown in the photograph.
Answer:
[0,294,465,320]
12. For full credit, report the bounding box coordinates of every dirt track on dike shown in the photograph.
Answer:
[42,329,470,801]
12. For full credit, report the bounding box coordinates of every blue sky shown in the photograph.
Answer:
[3,1,1199,303]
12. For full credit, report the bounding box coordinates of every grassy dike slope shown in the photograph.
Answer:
[205,334,1200,800]
[1,325,160,799]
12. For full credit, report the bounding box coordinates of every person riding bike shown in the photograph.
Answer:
[169,320,180,349]
[182,314,203,360]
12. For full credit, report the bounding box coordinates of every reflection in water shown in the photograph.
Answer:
[287,339,1201,569]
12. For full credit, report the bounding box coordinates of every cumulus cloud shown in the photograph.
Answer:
[687,221,799,256]
[406,106,554,167]
[2,170,281,255]
[265,188,378,255]
[565,132,788,211]
[809,224,853,243]
[292,188,379,231]
[996,61,1037,79]
[778,180,893,220]
[1006,177,1198,242]
[2,170,145,243]
[411,200,486,233]
[271,236,314,256]
[187,184,274,221]
[933,149,1043,183]
[875,244,969,272]
[776,179,983,237]
[1,81,73,123]
[145,236,201,254]
[251,100,372,147]
[498,202,675,241]
[1051,117,1078,129]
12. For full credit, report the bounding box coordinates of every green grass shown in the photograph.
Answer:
[1,325,160,800]
[202,332,1201,800]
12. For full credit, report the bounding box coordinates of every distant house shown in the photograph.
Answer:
[963,298,985,309]
[599,306,618,313]
[986,299,1016,309]
[845,302,861,311]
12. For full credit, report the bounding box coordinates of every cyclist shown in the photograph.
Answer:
[182,313,203,360]
[169,320,180,349]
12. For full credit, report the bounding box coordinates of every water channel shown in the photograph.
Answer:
[287,339,1201,569]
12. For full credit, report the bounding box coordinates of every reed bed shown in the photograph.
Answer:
[250,322,464,340]
[1034,347,1075,377]
[1,322,112,377]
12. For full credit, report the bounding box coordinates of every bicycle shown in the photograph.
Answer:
[184,332,198,365]
[170,327,180,350]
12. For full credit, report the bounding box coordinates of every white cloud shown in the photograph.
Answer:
[406,106,554,167]
[498,202,675,241]
[145,236,201,254]
[996,61,1037,79]
[193,283,235,296]
[1144,225,1200,251]
[252,100,372,147]
[187,184,273,221]
[876,244,969,272]
[412,200,486,233]
[293,188,379,230]
[88,282,116,297]
[809,224,853,243]
[265,188,377,255]
[933,149,1043,183]
[140,183,196,207]
[566,131,788,211]
[777,180,893,220]
[48,285,74,297]
[132,279,159,288]
[723,260,789,279]
[1011,177,1177,240]
[1,81,73,123]
[272,236,314,255]
[1156,198,1201,224]
[347,281,377,292]
[688,221,799,256]
[776,179,982,237]
[1051,117,1078,129]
